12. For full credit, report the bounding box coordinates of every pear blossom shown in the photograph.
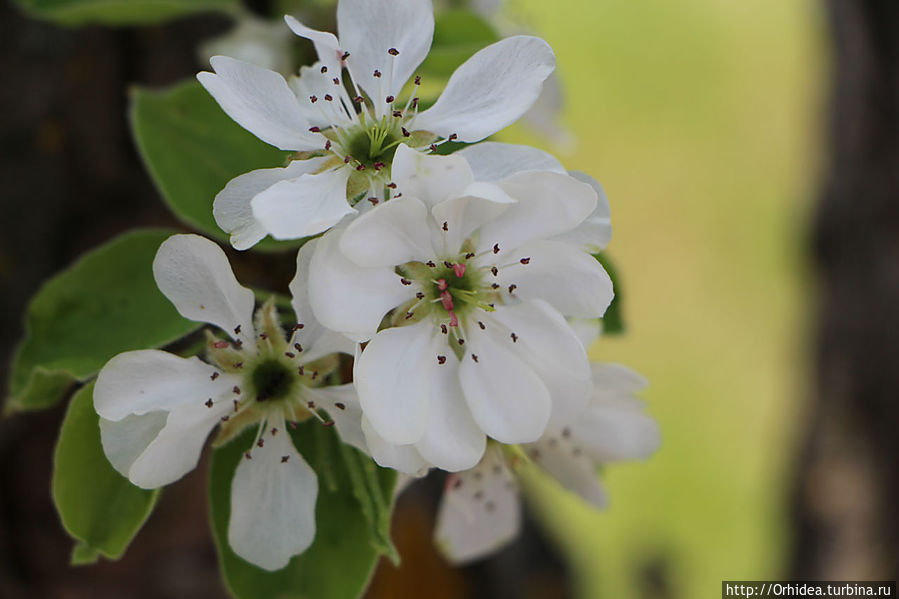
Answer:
[197,0,555,249]
[305,145,613,471]
[434,363,660,564]
[93,234,358,571]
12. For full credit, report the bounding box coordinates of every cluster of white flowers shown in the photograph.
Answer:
[94,0,658,572]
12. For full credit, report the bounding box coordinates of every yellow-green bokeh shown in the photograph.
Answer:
[499,1,825,597]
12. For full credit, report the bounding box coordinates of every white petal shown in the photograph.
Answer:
[391,144,474,208]
[362,417,430,475]
[251,167,355,240]
[94,350,238,420]
[434,445,520,564]
[525,435,607,509]
[570,397,660,462]
[592,362,649,396]
[355,320,437,444]
[339,197,432,268]
[229,420,317,571]
[127,397,233,488]
[287,239,357,362]
[153,234,256,339]
[496,240,614,319]
[303,384,368,454]
[477,170,596,254]
[308,229,414,341]
[486,299,592,415]
[570,318,602,351]
[431,188,515,253]
[284,15,343,74]
[553,171,612,252]
[414,351,486,472]
[413,36,554,142]
[288,62,356,129]
[98,412,167,477]
[457,142,565,181]
[214,158,332,250]
[460,326,551,443]
[198,56,319,151]
[338,0,434,113]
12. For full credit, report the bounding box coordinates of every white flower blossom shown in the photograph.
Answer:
[305,145,613,471]
[93,234,359,571]
[197,0,555,249]
[434,363,660,564]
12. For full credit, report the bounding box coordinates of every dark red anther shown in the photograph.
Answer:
[386,95,395,103]
[493,243,500,254]
[491,283,500,289]
[281,455,290,463]
[289,421,298,429]
[335,402,346,410]
[478,321,486,330]
[244,452,252,460]
[373,161,386,170]
[310,95,318,103]
[344,155,351,163]
[294,342,303,352]
[373,69,382,78]
[491,266,499,276]
[234,325,242,334]
[414,75,421,85]
[332,77,340,85]
[448,133,458,141]
[437,355,447,365]
[412,97,419,109]
[393,110,402,118]
[440,324,448,334]
[387,182,397,189]
[404,312,414,320]
[321,65,328,73]
[311,371,319,380]
[341,51,350,60]
[205,398,214,408]
[257,438,265,448]
[298,365,305,375]
[271,427,278,435]
[426,260,436,267]
[511,332,518,343]
[388,47,399,56]
[430,143,438,152]
[354,95,364,104]
[508,284,517,293]
[356,164,366,171]
[211,372,220,380]
[234,362,243,369]
[520,257,531,264]
[464,252,475,259]
[457,337,465,345]
[285,352,295,358]
[323,420,335,427]
[325,139,332,150]
[415,292,425,299]
[442,222,448,232]
[294,323,305,330]
[471,354,479,363]
[368,197,379,206]
[400,278,412,285]
[324,94,333,101]
[309,126,321,132]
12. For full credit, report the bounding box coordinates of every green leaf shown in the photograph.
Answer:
[419,10,500,77]
[595,253,624,335]
[130,79,298,252]
[5,229,201,413]
[52,382,159,562]
[209,423,397,599]
[12,0,237,27]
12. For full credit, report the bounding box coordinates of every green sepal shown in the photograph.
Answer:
[595,253,625,335]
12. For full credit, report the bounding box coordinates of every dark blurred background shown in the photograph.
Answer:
[1,0,897,597]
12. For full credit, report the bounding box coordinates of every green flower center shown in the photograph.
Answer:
[250,358,297,402]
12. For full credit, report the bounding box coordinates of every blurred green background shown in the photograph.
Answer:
[499,1,825,597]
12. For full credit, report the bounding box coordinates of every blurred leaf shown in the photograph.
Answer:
[12,0,237,26]
[419,9,499,77]
[595,253,624,335]
[5,229,201,414]
[209,422,396,599]
[52,382,159,562]
[130,80,298,252]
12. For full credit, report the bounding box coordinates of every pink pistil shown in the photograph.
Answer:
[449,311,459,327]
[436,278,448,291]
[452,263,466,278]
[440,290,454,311]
